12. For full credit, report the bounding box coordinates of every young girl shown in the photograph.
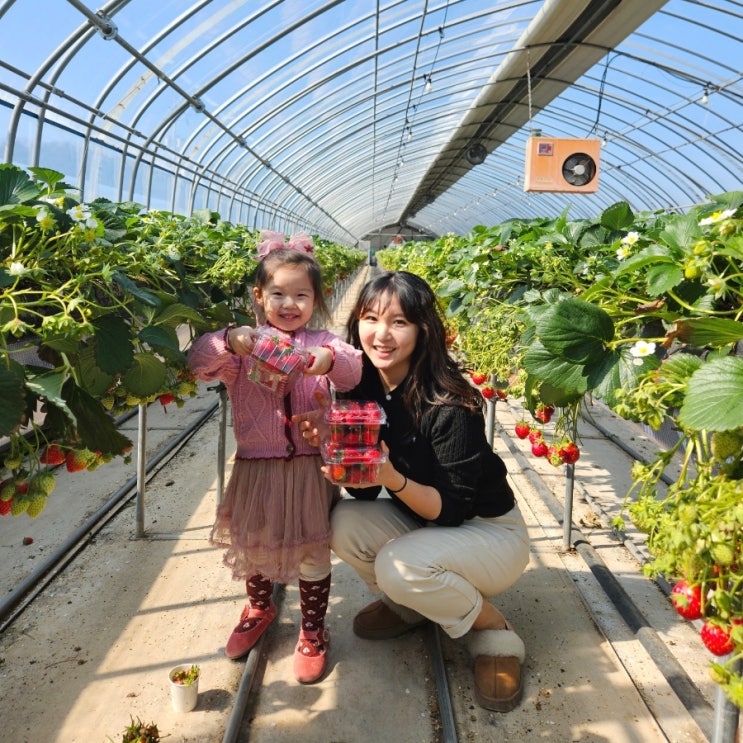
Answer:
[298,270,530,709]
[187,231,362,684]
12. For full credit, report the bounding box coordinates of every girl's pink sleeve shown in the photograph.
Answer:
[322,336,362,392]
[187,330,240,384]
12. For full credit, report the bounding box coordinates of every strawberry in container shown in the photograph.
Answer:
[325,400,387,446]
[321,441,386,485]
[246,329,310,395]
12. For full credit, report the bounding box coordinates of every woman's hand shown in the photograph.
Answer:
[292,391,331,447]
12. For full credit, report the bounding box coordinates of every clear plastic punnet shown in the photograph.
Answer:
[246,329,310,395]
[324,400,387,445]
[321,441,386,485]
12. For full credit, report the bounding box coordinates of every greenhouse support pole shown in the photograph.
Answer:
[485,399,495,446]
[135,403,147,538]
[562,463,575,550]
[216,383,228,505]
[485,374,496,446]
[711,658,740,743]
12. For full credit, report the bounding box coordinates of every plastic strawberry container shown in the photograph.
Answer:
[324,400,387,445]
[246,329,310,395]
[321,441,386,485]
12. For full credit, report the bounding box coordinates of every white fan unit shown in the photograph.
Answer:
[524,137,601,193]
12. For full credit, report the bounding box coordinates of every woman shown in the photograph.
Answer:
[299,270,530,711]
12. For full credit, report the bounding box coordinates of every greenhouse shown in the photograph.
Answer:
[0,1,741,742]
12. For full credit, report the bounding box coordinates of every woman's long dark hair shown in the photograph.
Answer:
[346,271,482,426]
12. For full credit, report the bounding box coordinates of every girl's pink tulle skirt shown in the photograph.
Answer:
[210,454,338,584]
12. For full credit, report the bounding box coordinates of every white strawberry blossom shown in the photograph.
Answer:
[621,231,640,245]
[616,245,631,260]
[630,340,656,365]
[699,208,735,226]
[67,204,99,230]
[9,261,28,276]
[707,275,728,298]
[36,207,55,231]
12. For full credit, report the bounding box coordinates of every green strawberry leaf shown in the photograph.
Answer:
[536,297,614,364]
[121,352,168,397]
[93,314,134,375]
[674,317,743,348]
[678,356,743,431]
[0,360,28,436]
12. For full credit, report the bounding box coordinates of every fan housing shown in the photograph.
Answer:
[524,137,601,193]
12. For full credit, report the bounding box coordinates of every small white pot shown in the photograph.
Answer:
[168,665,199,712]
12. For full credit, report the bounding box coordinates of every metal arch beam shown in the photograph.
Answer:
[185,3,533,237]
[400,0,669,223]
[2,0,131,165]
[79,0,211,201]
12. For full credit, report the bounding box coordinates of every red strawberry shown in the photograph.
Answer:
[528,430,543,444]
[481,386,496,400]
[559,442,580,465]
[39,444,66,466]
[547,446,563,467]
[0,499,12,516]
[470,372,487,386]
[531,441,548,457]
[329,464,346,482]
[700,620,735,656]
[65,449,91,473]
[514,422,530,439]
[671,581,703,620]
[495,389,507,400]
[159,393,176,407]
[535,404,555,423]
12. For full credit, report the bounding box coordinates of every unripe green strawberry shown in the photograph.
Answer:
[710,543,735,566]
[710,430,742,460]
[125,395,141,407]
[26,493,47,518]
[678,504,698,525]
[11,496,30,516]
[0,481,17,502]
[3,454,22,470]
[101,395,115,410]
[32,472,56,496]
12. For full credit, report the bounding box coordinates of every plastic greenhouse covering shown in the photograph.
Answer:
[0,0,741,243]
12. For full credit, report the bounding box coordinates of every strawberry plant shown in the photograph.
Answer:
[119,716,160,743]
[1,164,365,520]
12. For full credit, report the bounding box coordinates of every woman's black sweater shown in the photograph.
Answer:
[341,359,515,526]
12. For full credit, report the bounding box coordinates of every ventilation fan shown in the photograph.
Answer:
[524,137,601,193]
[562,152,597,187]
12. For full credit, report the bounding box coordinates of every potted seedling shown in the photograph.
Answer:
[168,663,200,712]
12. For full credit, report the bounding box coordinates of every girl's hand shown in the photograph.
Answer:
[292,391,331,447]
[225,325,258,355]
[304,346,334,375]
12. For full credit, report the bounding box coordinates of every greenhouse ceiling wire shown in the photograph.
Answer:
[0,0,741,245]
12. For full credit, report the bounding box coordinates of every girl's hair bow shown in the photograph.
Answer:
[257,230,314,259]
